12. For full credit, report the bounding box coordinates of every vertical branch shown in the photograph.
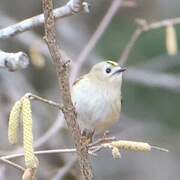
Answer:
[118,17,180,66]
[41,0,93,179]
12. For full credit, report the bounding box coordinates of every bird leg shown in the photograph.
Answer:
[81,128,95,144]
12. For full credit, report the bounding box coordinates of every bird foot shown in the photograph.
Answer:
[81,128,95,144]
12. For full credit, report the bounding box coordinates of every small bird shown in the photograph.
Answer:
[71,61,126,137]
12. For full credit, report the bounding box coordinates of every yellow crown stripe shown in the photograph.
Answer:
[106,60,118,67]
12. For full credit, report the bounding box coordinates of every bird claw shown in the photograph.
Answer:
[81,128,95,144]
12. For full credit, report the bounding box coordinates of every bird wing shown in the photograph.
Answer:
[72,76,84,87]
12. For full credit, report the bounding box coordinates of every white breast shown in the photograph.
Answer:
[71,77,121,133]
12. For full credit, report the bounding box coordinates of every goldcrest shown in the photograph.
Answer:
[71,61,126,135]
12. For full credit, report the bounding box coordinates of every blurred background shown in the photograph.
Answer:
[0,0,180,179]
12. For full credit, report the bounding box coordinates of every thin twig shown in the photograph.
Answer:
[1,149,77,160]
[1,140,168,160]
[42,0,93,179]
[0,158,25,172]
[88,137,116,148]
[151,146,169,152]
[140,17,180,31]
[0,0,89,39]
[1,148,96,160]
[119,17,180,65]
[119,28,142,66]
[25,93,63,110]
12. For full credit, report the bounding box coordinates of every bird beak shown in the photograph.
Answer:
[113,67,126,75]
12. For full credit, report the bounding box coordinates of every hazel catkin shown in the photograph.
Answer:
[8,100,22,144]
[22,98,39,168]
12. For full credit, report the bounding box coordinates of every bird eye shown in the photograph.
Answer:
[106,68,111,74]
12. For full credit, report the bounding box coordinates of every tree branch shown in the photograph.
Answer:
[41,0,93,179]
[0,136,168,174]
[119,17,180,65]
[0,50,29,71]
[119,28,142,66]
[1,140,168,160]
[0,0,89,39]
[1,149,77,160]
[0,158,25,172]
[26,93,63,110]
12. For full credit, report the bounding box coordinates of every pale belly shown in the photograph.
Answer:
[72,80,121,134]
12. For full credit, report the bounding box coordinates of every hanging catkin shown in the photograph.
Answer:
[22,97,38,168]
[8,100,22,144]
[166,24,178,56]
[111,141,151,152]
[112,147,121,160]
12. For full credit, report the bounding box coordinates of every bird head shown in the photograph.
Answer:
[89,61,126,87]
